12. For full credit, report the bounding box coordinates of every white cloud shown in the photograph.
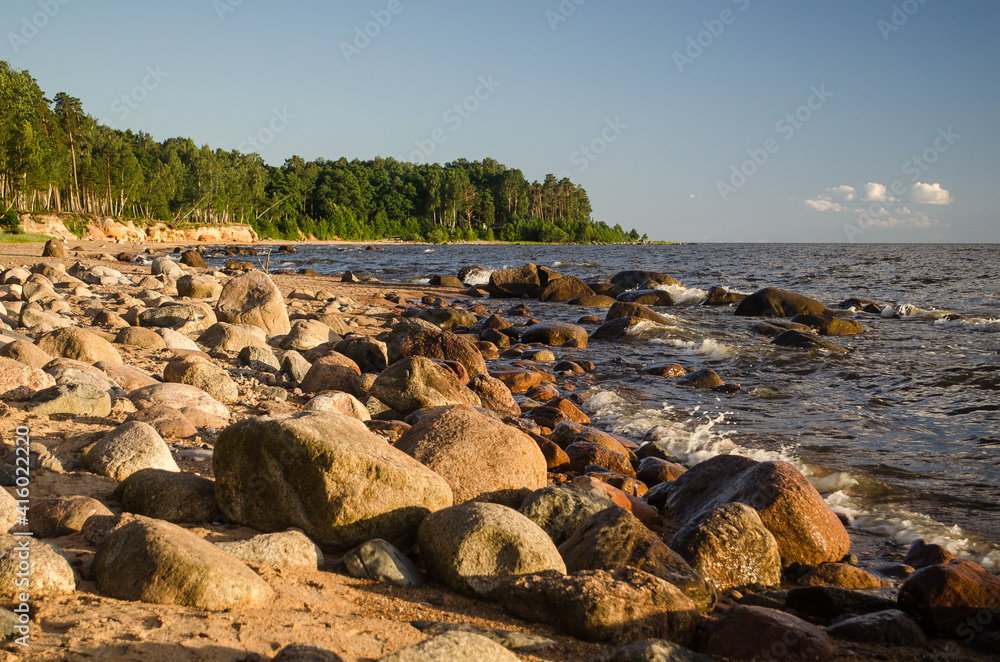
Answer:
[804,198,847,212]
[804,185,856,212]
[862,182,897,202]
[911,182,952,205]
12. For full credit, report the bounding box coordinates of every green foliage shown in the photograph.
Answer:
[1,209,20,234]
[0,232,50,243]
[63,215,88,239]
[0,60,644,245]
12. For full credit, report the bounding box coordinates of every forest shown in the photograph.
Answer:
[0,61,642,244]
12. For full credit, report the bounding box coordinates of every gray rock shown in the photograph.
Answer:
[272,645,346,662]
[197,322,270,354]
[281,350,312,382]
[409,621,557,653]
[163,355,239,403]
[86,421,179,481]
[216,530,323,570]
[344,538,423,588]
[25,383,112,417]
[825,609,926,646]
[378,631,520,662]
[0,538,77,597]
[176,274,222,299]
[303,392,370,421]
[215,271,291,335]
[281,319,341,351]
[113,468,220,523]
[139,302,217,334]
[518,485,618,546]
[239,345,281,372]
[156,328,201,351]
[334,335,388,373]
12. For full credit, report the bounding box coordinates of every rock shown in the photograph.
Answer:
[635,457,686,486]
[333,335,388,373]
[798,563,889,589]
[379,631,520,662]
[42,238,69,258]
[524,398,590,429]
[606,301,674,325]
[125,404,198,439]
[386,319,488,378]
[772,329,849,353]
[216,531,323,570]
[669,503,781,592]
[369,356,480,416]
[197,322,269,354]
[898,561,1000,636]
[593,639,710,662]
[303,391,371,421]
[299,352,362,396]
[163,354,239,403]
[113,468,220,523]
[0,339,52,368]
[344,538,423,588]
[395,405,546,508]
[156,327,201,351]
[93,516,273,610]
[790,313,865,336]
[568,295,618,307]
[666,455,850,566]
[44,358,123,397]
[487,264,541,298]
[281,319,341,351]
[694,605,836,661]
[0,538,76,597]
[86,421,179,481]
[25,382,112,417]
[825,609,926,646]
[518,485,618,546]
[571,476,660,529]
[215,271,291,335]
[466,374,520,418]
[37,327,122,364]
[418,501,565,598]
[409,621,557,653]
[128,382,230,428]
[559,507,715,612]
[903,538,956,569]
[214,412,453,550]
[176,274,222,299]
[611,271,680,290]
[617,289,674,306]
[0,356,55,399]
[238,345,280,373]
[138,302,218,333]
[566,440,634,476]
[489,369,544,393]
[734,287,830,317]
[675,368,724,389]
[150,256,183,279]
[418,307,477,330]
[180,251,208,268]
[282,350,312,383]
[272,645,345,662]
[839,297,884,314]
[784,585,897,625]
[701,286,746,306]
[114,326,167,349]
[538,276,595,302]
[25,496,113,539]
[521,322,588,348]
[496,567,698,644]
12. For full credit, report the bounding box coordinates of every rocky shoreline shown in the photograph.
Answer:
[0,238,996,661]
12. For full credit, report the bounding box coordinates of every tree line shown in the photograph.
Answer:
[0,61,643,244]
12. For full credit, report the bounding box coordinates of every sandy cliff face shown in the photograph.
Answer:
[16,213,258,244]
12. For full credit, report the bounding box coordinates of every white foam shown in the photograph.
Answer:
[933,317,1000,332]
[656,283,709,305]
[412,278,431,285]
[648,336,737,360]
[882,303,958,320]
[462,268,493,286]
[423,249,436,253]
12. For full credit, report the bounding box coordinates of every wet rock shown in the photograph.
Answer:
[532,434,571,471]
[701,286,746,306]
[752,320,813,337]
[114,468,220,523]
[299,352,362,396]
[29,496,114,539]
[617,289,674,306]
[37,327,122,364]
[93,516,273,610]
[675,368,724,389]
[521,322,588,348]
[379,631,520,662]
[898,561,1000,637]
[606,301,674,325]
[734,287,829,317]
[670,503,781,592]
[396,405,546,508]
[25,382,112,417]
[566,441,634,477]
[903,539,956,569]
[523,397,590,429]
[86,421,179,481]
[128,382,230,428]
[694,605,836,661]
[772,329,849,353]
[784,585,897,625]
[428,275,464,289]
[344,538,423,588]
[386,319,488,378]
[214,412,453,550]
[0,356,55,399]
[0,538,77,597]
[667,455,850,566]
[369,356,480,416]
[487,264,541,298]
[592,316,661,341]
[180,251,208,268]
[798,563,890,589]
[643,363,687,378]
[790,313,865,336]
[495,567,698,645]
[215,271,291,335]
[635,457,685,486]
[568,295,618,308]
[216,530,323,570]
[466,374,520,418]
[571,476,660,528]
[826,609,926,646]
[489,369,544,393]
[538,275,594,302]
[839,297,883,314]
[417,501,565,599]
[611,271,680,290]
[559,507,715,612]
[163,354,239,403]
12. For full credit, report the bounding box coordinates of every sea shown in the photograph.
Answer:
[207,242,1000,570]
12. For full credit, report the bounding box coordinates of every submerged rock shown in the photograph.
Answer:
[735,287,829,318]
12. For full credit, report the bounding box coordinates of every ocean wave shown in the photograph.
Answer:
[648,336,737,360]
[462,268,492,286]
[881,303,958,320]
[933,317,1000,332]
[411,278,431,285]
[552,261,602,268]
[655,283,709,305]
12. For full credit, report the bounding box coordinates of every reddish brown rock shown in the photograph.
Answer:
[0,357,55,398]
[799,563,890,589]
[605,301,674,325]
[521,322,589,348]
[898,561,1000,636]
[904,539,957,569]
[299,352,362,396]
[490,369,544,393]
[635,456,686,486]
[565,441,635,477]
[467,374,520,418]
[487,264,541,298]
[571,476,659,529]
[530,433,571,471]
[525,384,559,402]
[695,605,837,661]
[538,275,595,302]
[734,287,830,318]
[31,496,114,539]
[387,320,488,378]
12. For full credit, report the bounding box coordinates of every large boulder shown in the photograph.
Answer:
[790,313,865,337]
[37,327,122,364]
[669,503,781,591]
[163,355,239,403]
[518,485,618,546]
[334,335,388,373]
[694,605,836,661]
[215,271,291,335]
[0,339,52,368]
[0,538,77,598]
[558,507,715,612]
[280,319,341,351]
[215,531,324,571]
[299,352,362,396]
[417,501,566,598]
[197,322,270,354]
[466,374,520,419]
[369,356,480,416]
[92,516,273,610]
[42,238,69,258]
[113,468,221,524]
[605,302,674,326]
[611,271,680,290]
[85,421,179,481]
[395,405,546,508]
[898,561,1000,637]
[666,455,850,566]
[24,383,112,417]
[538,276,595,302]
[176,274,222,299]
[734,287,829,317]
[128,382,230,429]
[487,264,541,298]
[494,567,698,645]
[386,319,487,378]
[213,412,453,550]
[138,302,217,333]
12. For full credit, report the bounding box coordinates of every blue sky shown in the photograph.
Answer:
[3,0,998,242]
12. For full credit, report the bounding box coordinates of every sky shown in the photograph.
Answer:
[2,0,998,243]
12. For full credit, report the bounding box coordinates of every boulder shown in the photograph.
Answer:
[333,335,388,373]
[784,585,897,625]
[487,264,541,298]
[85,421,179,481]
[125,404,198,439]
[418,501,565,599]
[0,339,52,368]
[518,485,618,546]
[299,352,362,396]
[617,289,674,306]
[606,302,674,325]
[138,302,217,333]
[197,322,270,354]
[798,563,889,589]
[567,295,618,308]
[0,538,76,598]
[180,251,208,268]
[239,345,281,373]
[92,516,273,610]
[344,538,423,588]
[825,609,926,646]
[611,271,680,290]
[163,355,239,403]
[386,319,487,378]
[701,286,746,306]
[694,605,836,661]
[303,391,371,421]
[113,468,220,523]
[37,327,122,364]
[521,322,588,348]
[128,382,230,429]
[176,274,222,299]
[904,539,956,569]
[281,319,341,351]
[898,561,1000,636]
[379,631,520,662]
[466,374,520,418]
[25,383,112,417]
[418,307,477,330]
[669,503,781,591]
[215,531,323,570]
[0,356,55,399]
[42,238,69,258]
[772,330,849,353]
[213,412,453,550]
[215,271,291,335]
[666,455,850,566]
[369,356,480,416]
[675,368,724,389]
[114,326,167,349]
[28,496,113,538]
[734,287,829,317]
[395,405,546,508]
[790,313,865,336]
[538,276,595,302]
